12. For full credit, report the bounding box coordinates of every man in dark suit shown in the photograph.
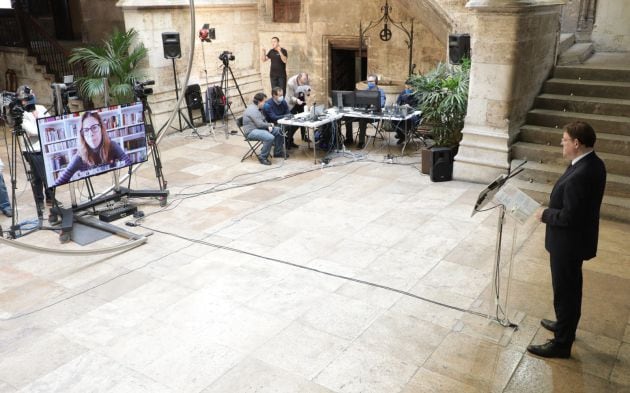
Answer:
[527,121,606,359]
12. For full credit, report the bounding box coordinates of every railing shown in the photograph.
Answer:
[18,10,85,82]
[0,6,85,83]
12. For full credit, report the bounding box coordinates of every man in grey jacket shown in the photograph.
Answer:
[242,92,286,165]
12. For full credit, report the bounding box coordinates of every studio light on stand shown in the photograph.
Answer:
[198,24,215,87]
[198,24,216,139]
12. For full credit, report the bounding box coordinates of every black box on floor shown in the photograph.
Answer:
[430,147,453,182]
[99,204,138,222]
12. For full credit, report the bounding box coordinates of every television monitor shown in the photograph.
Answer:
[331,90,355,108]
[37,101,148,188]
[353,89,381,111]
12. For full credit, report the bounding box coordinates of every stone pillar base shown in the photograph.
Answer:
[453,124,510,183]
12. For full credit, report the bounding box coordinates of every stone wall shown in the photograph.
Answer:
[116,1,262,125]
[81,0,125,43]
[258,0,445,105]
[113,0,448,122]
[560,0,581,33]
[592,0,630,51]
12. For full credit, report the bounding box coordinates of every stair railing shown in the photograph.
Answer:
[12,5,85,82]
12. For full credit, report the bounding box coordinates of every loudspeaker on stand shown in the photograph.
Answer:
[162,32,182,59]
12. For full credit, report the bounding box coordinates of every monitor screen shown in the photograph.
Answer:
[353,89,381,111]
[37,101,148,188]
[331,90,355,108]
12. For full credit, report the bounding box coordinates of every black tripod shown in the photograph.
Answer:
[168,58,202,139]
[5,109,55,238]
[219,58,246,137]
[134,87,167,193]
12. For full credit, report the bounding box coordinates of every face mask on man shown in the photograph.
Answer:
[274,95,284,103]
[367,82,376,89]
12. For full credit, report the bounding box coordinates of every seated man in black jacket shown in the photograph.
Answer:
[392,79,421,145]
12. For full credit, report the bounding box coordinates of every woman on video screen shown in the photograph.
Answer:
[53,111,131,187]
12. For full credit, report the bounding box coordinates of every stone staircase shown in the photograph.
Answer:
[1,46,56,107]
[510,59,630,222]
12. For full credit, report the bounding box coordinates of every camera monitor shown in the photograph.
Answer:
[353,89,381,112]
[331,90,355,109]
[37,101,148,188]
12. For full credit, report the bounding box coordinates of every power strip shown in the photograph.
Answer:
[99,204,138,222]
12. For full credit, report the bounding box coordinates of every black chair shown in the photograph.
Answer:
[184,84,208,125]
[236,116,262,162]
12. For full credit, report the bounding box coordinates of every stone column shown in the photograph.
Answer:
[576,0,597,41]
[453,0,564,184]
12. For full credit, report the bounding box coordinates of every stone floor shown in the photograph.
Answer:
[0,124,629,393]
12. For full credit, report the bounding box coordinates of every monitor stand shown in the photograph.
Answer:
[49,174,168,243]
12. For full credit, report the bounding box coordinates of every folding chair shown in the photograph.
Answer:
[402,116,429,155]
[236,116,262,162]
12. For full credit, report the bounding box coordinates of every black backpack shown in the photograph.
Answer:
[206,85,226,121]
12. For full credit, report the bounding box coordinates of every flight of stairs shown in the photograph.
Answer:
[510,62,630,222]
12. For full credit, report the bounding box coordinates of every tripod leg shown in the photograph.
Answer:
[179,110,202,140]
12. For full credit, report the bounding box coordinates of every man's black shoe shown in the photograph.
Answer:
[541,319,557,333]
[527,340,571,359]
[259,157,272,165]
[344,139,354,146]
[356,142,365,149]
[273,153,289,159]
[1,208,12,217]
[288,142,299,148]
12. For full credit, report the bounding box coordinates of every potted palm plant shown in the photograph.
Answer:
[409,59,470,178]
[69,28,148,106]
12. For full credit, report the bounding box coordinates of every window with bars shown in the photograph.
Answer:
[273,0,300,23]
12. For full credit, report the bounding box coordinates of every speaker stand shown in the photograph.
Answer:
[168,58,202,139]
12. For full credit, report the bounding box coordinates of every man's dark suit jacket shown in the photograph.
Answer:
[542,152,606,260]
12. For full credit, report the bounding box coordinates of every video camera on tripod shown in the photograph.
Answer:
[1,90,29,128]
[219,51,235,66]
[133,79,155,100]
[51,76,79,115]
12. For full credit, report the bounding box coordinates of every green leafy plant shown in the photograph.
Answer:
[69,28,148,104]
[409,59,470,147]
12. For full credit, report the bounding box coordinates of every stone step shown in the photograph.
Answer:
[553,66,630,82]
[543,78,630,99]
[534,94,630,117]
[557,33,575,55]
[557,42,594,65]
[513,160,630,198]
[519,125,630,156]
[526,109,630,136]
[511,141,630,178]
[509,177,630,222]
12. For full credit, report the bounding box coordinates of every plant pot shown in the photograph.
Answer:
[421,146,432,174]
